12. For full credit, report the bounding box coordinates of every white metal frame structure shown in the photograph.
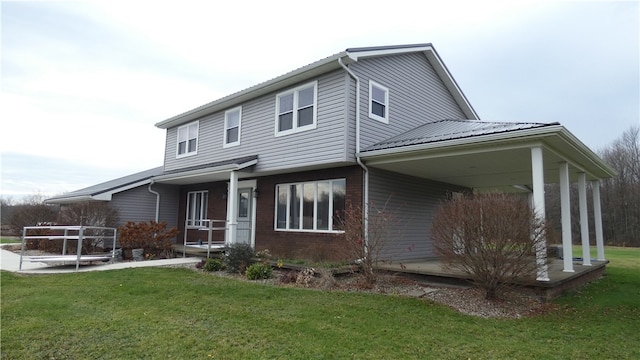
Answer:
[183,219,227,258]
[19,226,117,271]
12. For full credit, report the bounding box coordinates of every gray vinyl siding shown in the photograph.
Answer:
[352,53,467,150]
[110,184,179,229]
[154,183,180,229]
[163,70,350,173]
[368,168,467,261]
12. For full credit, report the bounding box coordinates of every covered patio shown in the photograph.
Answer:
[376,258,608,301]
[359,120,617,282]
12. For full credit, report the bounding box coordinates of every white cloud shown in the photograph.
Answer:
[1,0,637,199]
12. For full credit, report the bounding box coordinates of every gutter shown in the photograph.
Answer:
[148,181,160,222]
[338,56,370,248]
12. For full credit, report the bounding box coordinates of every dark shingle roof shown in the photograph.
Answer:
[363,119,559,152]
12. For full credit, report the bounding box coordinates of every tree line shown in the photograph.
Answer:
[545,126,640,247]
[2,127,639,247]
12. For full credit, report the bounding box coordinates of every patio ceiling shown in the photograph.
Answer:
[359,123,616,192]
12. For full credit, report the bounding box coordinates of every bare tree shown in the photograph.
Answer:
[57,201,120,253]
[337,198,400,285]
[600,126,640,246]
[9,197,59,233]
[57,201,119,227]
[544,126,640,247]
[432,192,546,300]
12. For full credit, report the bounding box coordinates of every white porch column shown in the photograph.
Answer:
[578,173,592,266]
[591,180,606,261]
[559,162,574,272]
[227,171,238,245]
[531,146,549,281]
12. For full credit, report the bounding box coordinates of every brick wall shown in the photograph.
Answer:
[255,165,363,262]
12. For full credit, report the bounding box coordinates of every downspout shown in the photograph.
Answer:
[338,57,369,247]
[148,181,160,222]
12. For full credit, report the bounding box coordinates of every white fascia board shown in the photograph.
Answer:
[359,124,616,179]
[359,125,565,159]
[346,44,479,120]
[44,195,95,205]
[346,44,434,60]
[44,178,153,204]
[92,179,154,201]
[155,53,347,129]
[555,128,617,177]
[423,49,479,120]
[153,158,258,183]
[153,164,238,183]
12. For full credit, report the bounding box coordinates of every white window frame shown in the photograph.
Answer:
[186,190,208,228]
[274,81,318,137]
[176,121,199,158]
[223,107,242,148]
[274,178,345,233]
[368,80,389,124]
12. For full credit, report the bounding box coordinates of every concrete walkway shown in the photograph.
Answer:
[0,244,202,274]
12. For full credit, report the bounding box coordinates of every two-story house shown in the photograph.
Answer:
[47,43,616,280]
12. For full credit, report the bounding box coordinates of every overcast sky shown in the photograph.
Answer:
[1,0,638,201]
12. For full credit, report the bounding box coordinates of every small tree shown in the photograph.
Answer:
[432,192,546,300]
[338,199,400,285]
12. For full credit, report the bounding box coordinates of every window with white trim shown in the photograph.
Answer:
[177,121,199,157]
[275,81,318,136]
[275,179,346,232]
[369,80,389,123]
[224,107,241,147]
[186,190,208,227]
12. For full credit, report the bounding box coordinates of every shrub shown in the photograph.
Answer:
[432,192,547,300]
[245,262,273,280]
[279,270,299,284]
[254,249,272,260]
[224,243,255,273]
[203,258,224,272]
[117,221,179,259]
[337,199,401,286]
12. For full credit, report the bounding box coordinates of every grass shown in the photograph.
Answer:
[1,247,639,359]
[0,237,20,244]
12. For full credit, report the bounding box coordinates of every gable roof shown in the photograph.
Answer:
[45,166,164,204]
[364,119,558,151]
[155,43,478,129]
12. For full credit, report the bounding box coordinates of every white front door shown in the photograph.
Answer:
[236,188,252,244]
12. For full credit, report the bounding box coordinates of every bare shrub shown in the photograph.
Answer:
[223,243,255,274]
[432,192,546,300]
[57,201,119,253]
[337,199,399,286]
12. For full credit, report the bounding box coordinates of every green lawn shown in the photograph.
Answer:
[0,237,20,244]
[1,247,638,359]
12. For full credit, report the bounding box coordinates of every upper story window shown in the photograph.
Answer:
[177,121,199,157]
[224,107,241,148]
[275,81,318,136]
[369,80,389,123]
